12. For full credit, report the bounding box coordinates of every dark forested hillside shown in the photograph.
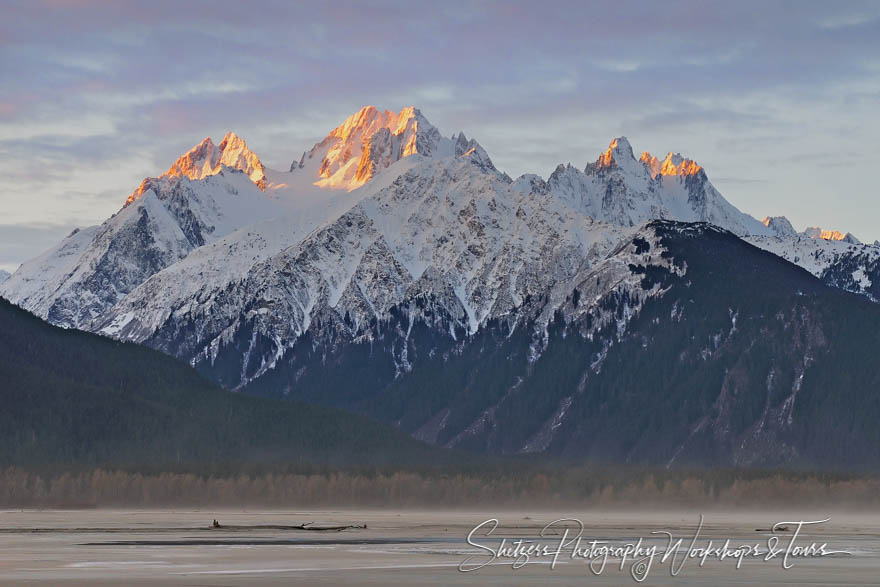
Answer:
[0,297,432,465]
[549,222,880,469]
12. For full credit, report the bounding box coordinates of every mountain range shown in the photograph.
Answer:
[2,106,878,468]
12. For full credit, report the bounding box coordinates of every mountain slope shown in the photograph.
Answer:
[548,222,880,468]
[1,169,283,329]
[746,233,880,301]
[0,297,432,465]
[246,222,880,469]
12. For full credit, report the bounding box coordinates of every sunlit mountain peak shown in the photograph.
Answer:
[596,136,635,169]
[291,105,494,190]
[802,226,860,244]
[126,131,266,205]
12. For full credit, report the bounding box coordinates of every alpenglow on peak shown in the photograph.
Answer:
[126,131,266,205]
[290,105,496,190]
[588,137,705,181]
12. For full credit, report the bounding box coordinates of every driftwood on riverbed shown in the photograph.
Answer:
[209,521,366,532]
[281,522,367,532]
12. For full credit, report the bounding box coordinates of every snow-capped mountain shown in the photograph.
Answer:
[0,107,501,331]
[1,167,282,328]
[126,131,268,205]
[0,270,9,285]
[739,216,877,299]
[3,106,879,467]
[542,137,773,237]
[761,215,861,244]
[290,106,496,190]
[801,226,861,244]
[99,156,634,390]
[3,104,876,359]
[746,231,879,300]
[761,215,799,238]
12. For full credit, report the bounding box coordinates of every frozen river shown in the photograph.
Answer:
[0,508,878,585]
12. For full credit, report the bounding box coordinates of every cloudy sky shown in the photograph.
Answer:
[1,0,879,271]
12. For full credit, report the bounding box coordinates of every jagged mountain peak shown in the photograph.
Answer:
[606,136,634,157]
[588,138,703,182]
[802,226,860,244]
[217,130,247,151]
[291,105,495,190]
[761,215,798,238]
[638,151,661,177]
[592,136,639,173]
[126,131,266,206]
[759,217,862,245]
[543,137,769,237]
[329,105,428,145]
[660,152,703,177]
[638,150,704,180]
